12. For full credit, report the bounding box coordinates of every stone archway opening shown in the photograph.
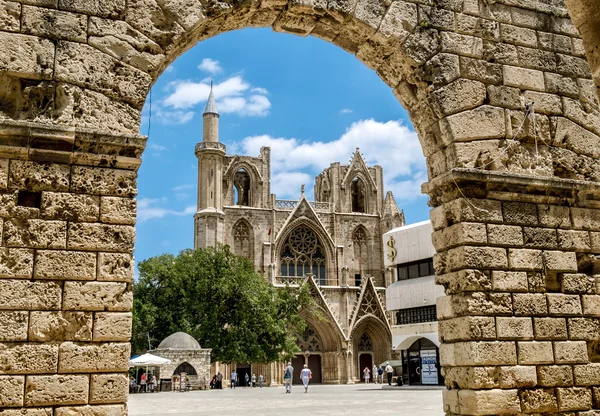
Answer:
[1,0,600,414]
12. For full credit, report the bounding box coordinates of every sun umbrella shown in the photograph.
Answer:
[130,353,172,367]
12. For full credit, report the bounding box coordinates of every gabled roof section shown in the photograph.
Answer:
[274,195,335,249]
[303,276,348,341]
[341,148,378,191]
[349,277,391,333]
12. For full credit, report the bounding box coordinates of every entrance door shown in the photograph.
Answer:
[358,353,373,382]
[292,355,304,385]
[308,354,322,384]
[408,351,421,385]
[236,364,250,387]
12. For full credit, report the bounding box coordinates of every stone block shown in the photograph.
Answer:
[503,65,545,91]
[22,5,87,42]
[100,197,136,225]
[437,296,454,319]
[543,251,578,272]
[487,224,523,246]
[454,341,517,366]
[513,293,547,316]
[431,79,487,119]
[460,57,503,84]
[0,311,27,342]
[554,341,589,364]
[492,271,528,292]
[519,388,558,413]
[537,204,571,229]
[522,91,562,116]
[70,166,137,197]
[0,248,33,278]
[34,250,96,280]
[538,365,573,387]
[568,318,600,340]
[58,342,130,372]
[432,222,487,251]
[63,281,132,311]
[0,2,20,33]
[557,387,592,411]
[500,23,537,47]
[538,31,572,54]
[0,375,24,406]
[583,295,600,316]
[528,271,546,292]
[458,389,521,414]
[445,245,507,271]
[377,0,417,41]
[452,292,513,316]
[29,311,92,342]
[443,386,459,413]
[3,219,67,249]
[516,46,558,73]
[40,192,100,222]
[483,40,518,65]
[518,341,554,364]
[497,317,533,340]
[544,72,579,97]
[557,230,591,251]
[522,227,557,249]
[440,105,506,143]
[436,269,491,294]
[499,365,537,388]
[67,223,135,253]
[574,364,600,386]
[54,405,127,416]
[502,202,537,226]
[90,373,128,404]
[439,316,496,342]
[0,159,7,189]
[508,248,543,271]
[25,375,88,406]
[93,312,132,341]
[8,160,70,192]
[97,253,134,282]
[572,207,600,231]
[58,0,126,18]
[0,343,58,374]
[556,53,591,78]
[547,294,582,316]
[533,317,567,340]
[440,32,483,58]
[0,280,61,310]
[562,273,595,294]
[445,198,503,224]
[0,32,54,80]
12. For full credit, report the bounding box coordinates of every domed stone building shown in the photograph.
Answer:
[150,332,211,390]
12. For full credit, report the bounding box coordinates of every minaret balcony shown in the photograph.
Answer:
[195,141,226,155]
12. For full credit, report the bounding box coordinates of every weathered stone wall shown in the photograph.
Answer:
[0,0,599,413]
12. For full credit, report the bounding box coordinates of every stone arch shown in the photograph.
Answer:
[232,218,254,260]
[225,160,262,207]
[350,177,367,213]
[350,315,392,380]
[3,0,600,413]
[173,361,199,376]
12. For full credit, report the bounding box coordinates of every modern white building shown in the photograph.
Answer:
[383,220,444,385]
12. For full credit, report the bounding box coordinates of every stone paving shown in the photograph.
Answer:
[128,384,444,415]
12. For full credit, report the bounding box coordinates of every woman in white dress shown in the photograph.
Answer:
[300,364,312,393]
[363,367,371,384]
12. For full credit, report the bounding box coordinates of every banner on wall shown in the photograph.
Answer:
[420,350,438,385]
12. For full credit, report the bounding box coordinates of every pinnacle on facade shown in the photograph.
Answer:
[382,191,405,229]
[203,81,219,116]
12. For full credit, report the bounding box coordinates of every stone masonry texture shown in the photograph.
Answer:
[0,0,599,414]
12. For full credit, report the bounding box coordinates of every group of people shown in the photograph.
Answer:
[363,363,396,385]
[130,372,158,393]
[228,370,265,388]
[283,362,312,393]
[209,372,224,389]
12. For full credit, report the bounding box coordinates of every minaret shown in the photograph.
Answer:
[194,83,225,249]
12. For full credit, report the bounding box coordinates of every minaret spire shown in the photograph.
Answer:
[204,81,219,116]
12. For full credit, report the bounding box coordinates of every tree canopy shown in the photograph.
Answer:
[132,245,319,363]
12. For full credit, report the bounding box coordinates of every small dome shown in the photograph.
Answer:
[157,332,201,350]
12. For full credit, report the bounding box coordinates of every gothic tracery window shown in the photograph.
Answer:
[297,327,322,352]
[233,220,252,259]
[351,177,366,213]
[280,225,327,285]
[353,227,368,285]
[233,168,250,206]
[358,333,373,352]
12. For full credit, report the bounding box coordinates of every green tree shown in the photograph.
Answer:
[132,245,320,363]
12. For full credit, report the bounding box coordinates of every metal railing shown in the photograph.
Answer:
[275,200,331,211]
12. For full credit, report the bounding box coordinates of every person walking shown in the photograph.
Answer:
[372,365,378,384]
[230,370,237,389]
[251,373,256,388]
[300,364,312,393]
[283,361,294,393]
[385,362,393,386]
[258,374,264,388]
[363,367,371,384]
[138,372,147,393]
[244,373,250,388]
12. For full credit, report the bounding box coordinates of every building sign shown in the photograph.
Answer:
[420,350,438,385]
[386,235,397,264]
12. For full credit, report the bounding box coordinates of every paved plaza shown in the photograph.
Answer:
[128,384,444,415]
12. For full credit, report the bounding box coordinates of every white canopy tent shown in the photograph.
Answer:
[130,353,172,367]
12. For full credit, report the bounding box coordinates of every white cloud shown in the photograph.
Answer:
[237,119,426,201]
[172,184,195,192]
[198,58,222,74]
[161,76,271,118]
[339,108,353,114]
[154,109,195,125]
[137,198,196,222]
[148,143,167,151]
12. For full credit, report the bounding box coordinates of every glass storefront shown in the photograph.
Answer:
[401,338,443,385]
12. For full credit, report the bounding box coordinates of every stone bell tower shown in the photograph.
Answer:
[194,84,225,249]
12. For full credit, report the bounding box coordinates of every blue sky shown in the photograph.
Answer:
[136,28,429,267]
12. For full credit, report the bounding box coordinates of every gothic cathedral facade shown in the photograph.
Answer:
[195,88,405,384]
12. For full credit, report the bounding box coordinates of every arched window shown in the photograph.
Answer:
[353,227,368,286]
[279,225,327,285]
[297,327,322,352]
[351,177,366,213]
[173,362,198,376]
[358,333,373,352]
[233,220,252,259]
[233,168,251,206]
